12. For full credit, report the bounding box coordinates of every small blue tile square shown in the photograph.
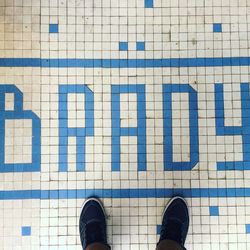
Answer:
[22,226,31,236]
[49,24,58,33]
[246,224,250,234]
[213,23,222,32]
[119,42,128,51]
[145,0,154,8]
[157,225,161,234]
[136,42,145,51]
[209,206,219,216]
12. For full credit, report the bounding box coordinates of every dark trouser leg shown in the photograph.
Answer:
[86,242,110,250]
[156,239,185,250]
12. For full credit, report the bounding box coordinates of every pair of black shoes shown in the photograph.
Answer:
[79,196,189,249]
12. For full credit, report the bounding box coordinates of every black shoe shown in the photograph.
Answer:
[158,196,189,248]
[79,197,109,250]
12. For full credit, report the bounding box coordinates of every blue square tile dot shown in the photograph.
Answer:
[49,24,58,33]
[213,23,222,32]
[119,42,128,51]
[145,0,154,8]
[246,224,250,234]
[209,206,219,216]
[22,226,31,236]
[136,42,145,51]
[156,225,161,234]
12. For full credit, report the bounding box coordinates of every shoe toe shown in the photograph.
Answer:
[80,200,105,224]
[159,197,189,246]
[167,198,189,223]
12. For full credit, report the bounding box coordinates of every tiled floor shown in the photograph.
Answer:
[0,0,250,249]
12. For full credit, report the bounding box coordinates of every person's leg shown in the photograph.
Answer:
[156,196,189,250]
[156,239,183,250]
[79,197,111,250]
[86,242,110,250]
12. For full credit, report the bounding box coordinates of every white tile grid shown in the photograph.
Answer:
[38,197,250,250]
[5,119,32,164]
[0,1,40,58]
[0,0,250,249]
[39,0,250,59]
[0,200,40,249]
[37,69,250,249]
[0,67,249,249]
[0,63,250,247]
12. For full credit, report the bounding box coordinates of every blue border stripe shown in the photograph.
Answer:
[0,57,249,68]
[0,188,250,200]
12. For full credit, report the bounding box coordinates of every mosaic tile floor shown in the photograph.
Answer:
[1,0,250,249]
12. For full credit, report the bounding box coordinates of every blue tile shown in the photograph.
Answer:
[119,42,128,51]
[163,84,199,171]
[214,83,250,170]
[22,226,31,236]
[58,84,94,172]
[145,0,154,8]
[0,85,41,173]
[136,42,145,51]
[49,24,58,33]
[156,225,161,234]
[111,84,146,171]
[1,57,250,68]
[246,224,250,234]
[209,206,219,216]
[213,23,222,32]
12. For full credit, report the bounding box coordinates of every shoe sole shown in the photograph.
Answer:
[162,196,189,217]
[80,197,107,218]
